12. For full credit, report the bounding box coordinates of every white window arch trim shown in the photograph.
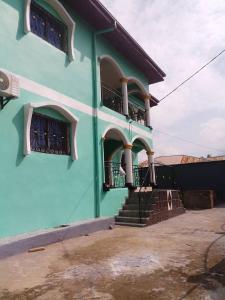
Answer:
[24,102,79,160]
[24,0,75,61]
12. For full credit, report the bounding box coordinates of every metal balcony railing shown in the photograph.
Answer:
[133,165,151,187]
[128,100,145,125]
[101,85,123,115]
[104,161,126,188]
[104,162,153,189]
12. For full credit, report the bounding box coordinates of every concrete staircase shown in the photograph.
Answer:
[115,189,185,227]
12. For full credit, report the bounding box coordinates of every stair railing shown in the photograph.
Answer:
[136,161,184,224]
[137,163,155,224]
[154,161,184,205]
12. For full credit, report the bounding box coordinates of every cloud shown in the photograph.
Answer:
[200,118,225,151]
[100,0,225,157]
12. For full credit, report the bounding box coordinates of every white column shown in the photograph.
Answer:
[124,144,133,186]
[121,78,129,116]
[147,150,156,185]
[107,159,114,187]
[144,95,151,128]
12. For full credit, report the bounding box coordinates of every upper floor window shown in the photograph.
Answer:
[30,1,67,52]
[30,112,70,155]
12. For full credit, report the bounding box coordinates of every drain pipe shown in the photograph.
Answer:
[92,21,117,218]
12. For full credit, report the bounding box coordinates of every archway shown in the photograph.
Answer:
[127,77,149,126]
[100,56,124,114]
[102,127,130,189]
[132,136,155,187]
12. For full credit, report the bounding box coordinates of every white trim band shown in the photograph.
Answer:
[3,68,152,140]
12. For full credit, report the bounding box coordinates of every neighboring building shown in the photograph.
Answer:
[204,155,225,162]
[140,154,225,167]
[155,155,202,165]
[0,0,165,238]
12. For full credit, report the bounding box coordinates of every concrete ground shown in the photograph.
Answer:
[0,207,225,300]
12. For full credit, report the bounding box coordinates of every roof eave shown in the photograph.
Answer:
[64,0,166,84]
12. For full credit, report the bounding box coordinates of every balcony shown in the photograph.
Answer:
[101,85,123,115]
[104,162,151,189]
[101,85,146,127]
[128,100,145,126]
[104,161,126,188]
[100,56,153,128]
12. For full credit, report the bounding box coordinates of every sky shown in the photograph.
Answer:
[100,0,225,158]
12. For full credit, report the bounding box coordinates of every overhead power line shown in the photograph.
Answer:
[153,128,225,154]
[159,49,225,102]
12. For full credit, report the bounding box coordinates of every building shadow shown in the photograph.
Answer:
[12,106,25,166]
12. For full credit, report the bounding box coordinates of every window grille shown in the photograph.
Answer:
[30,0,67,52]
[30,113,70,155]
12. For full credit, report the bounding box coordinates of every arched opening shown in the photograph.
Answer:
[24,102,79,160]
[100,56,124,115]
[132,137,154,187]
[127,77,149,125]
[102,127,129,189]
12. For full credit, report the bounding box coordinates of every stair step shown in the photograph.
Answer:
[132,187,152,193]
[123,204,156,211]
[129,191,153,197]
[126,197,155,205]
[115,222,147,227]
[115,216,149,224]
[119,210,152,218]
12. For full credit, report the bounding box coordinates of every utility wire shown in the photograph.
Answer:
[153,128,225,154]
[159,49,225,102]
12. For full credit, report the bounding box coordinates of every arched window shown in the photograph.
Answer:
[24,102,79,160]
[24,0,75,61]
[30,112,70,155]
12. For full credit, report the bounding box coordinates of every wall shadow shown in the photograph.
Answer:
[12,106,25,166]
[67,156,73,169]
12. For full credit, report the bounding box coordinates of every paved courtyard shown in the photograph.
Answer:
[0,207,225,300]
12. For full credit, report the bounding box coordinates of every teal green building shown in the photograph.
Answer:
[0,0,165,238]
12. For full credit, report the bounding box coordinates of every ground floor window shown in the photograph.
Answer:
[30,112,70,155]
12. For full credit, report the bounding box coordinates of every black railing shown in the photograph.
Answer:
[133,165,151,188]
[101,85,123,114]
[136,164,155,224]
[104,161,126,188]
[141,162,185,205]
[128,101,145,125]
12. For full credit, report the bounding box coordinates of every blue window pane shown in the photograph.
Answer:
[30,113,70,155]
[46,24,62,50]
[30,1,67,52]
[48,119,67,154]
[30,114,47,151]
[30,11,45,39]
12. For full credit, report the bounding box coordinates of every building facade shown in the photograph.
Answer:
[0,0,165,238]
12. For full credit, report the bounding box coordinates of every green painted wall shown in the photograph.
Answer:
[0,0,154,238]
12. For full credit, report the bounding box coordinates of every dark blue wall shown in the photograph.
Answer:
[143,161,225,204]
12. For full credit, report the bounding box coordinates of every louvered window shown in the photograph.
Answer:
[30,0,67,52]
[30,113,70,155]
